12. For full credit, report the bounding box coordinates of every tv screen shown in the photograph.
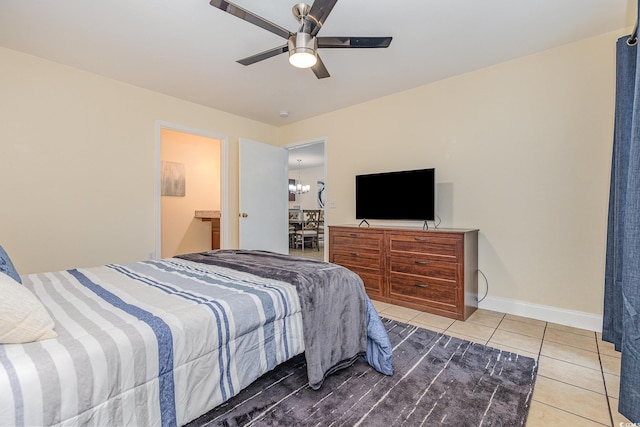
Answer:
[356,168,435,221]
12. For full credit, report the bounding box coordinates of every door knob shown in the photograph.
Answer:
[240,212,248,218]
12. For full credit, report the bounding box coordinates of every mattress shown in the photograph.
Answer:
[1,257,305,426]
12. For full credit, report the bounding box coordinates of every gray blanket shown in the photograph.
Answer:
[177,250,368,390]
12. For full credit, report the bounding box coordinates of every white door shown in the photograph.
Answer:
[239,138,289,253]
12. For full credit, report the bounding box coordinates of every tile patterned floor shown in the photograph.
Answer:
[370,300,632,427]
[288,247,324,261]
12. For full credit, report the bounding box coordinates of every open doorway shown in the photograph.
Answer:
[159,127,222,258]
[286,140,326,261]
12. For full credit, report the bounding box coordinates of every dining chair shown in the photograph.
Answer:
[295,210,320,251]
[288,210,302,248]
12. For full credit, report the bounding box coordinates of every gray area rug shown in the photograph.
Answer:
[187,318,538,426]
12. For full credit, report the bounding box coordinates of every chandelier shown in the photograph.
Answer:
[289,159,311,194]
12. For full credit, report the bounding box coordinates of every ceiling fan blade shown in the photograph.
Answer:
[317,36,393,49]
[237,44,289,66]
[304,0,338,36]
[210,0,291,40]
[311,55,330,79]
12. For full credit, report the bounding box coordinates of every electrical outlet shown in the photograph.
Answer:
[147,251,155,260]
[328,200,337,208]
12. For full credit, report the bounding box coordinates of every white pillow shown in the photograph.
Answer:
[0,272,58,344]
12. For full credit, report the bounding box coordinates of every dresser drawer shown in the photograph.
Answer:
[387,234,460,261]
[349,268,384,296]
[332,250,383,271]
[332,230,384,251]
[388,274,457,308]
[388,255,457,284]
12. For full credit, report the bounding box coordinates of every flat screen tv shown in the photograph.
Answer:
[356,168,435,221]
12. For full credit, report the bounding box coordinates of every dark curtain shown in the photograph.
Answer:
[603,23,640,423]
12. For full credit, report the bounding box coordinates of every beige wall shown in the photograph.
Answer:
[160,129,220,258]
[0,47,278,274]
[280,30,622,319]
[289,166,325,210]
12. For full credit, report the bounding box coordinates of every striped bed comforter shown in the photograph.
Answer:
[0,257,307,426]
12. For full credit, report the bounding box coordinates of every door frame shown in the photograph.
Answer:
[285,137,328,258]
[154,120,230,259]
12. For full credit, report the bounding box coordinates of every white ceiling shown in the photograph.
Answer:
[0,0,635,127]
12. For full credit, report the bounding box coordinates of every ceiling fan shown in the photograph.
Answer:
[209,0,393,79]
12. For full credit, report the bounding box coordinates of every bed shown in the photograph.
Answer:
[0,249,392,426]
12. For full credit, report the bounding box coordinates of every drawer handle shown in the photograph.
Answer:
[349,233,361,237]
[414,237,429,242]
[415,260,429,265]
[350,252,360,257]
[414,283,429,288]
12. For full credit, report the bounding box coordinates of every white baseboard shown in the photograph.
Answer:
[478,296,603,332]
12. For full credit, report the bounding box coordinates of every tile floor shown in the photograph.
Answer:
[370,300,632,427]
[288,247,325,261]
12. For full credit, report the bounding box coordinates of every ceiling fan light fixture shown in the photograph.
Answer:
[210,0,392,78]
[288,33,317,68]
[289,51,317,68]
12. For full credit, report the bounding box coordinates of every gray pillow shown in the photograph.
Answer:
[0,245,21,284]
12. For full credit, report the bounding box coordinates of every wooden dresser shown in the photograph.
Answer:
[329,225,478,320]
